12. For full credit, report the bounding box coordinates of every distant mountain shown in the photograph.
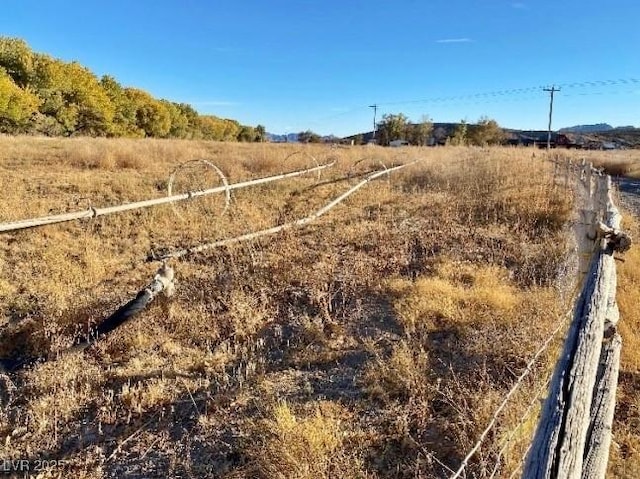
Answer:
[267,132,344,143]
[559,124,614,133]
[613,125,636,131]
[267,133,299,143]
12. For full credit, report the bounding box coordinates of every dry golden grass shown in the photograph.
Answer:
[552,148,640,179]
[243,401,366,479]
[0,137,635,478]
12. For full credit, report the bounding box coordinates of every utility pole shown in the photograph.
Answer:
[369,104,378,143]
[543,85,560,150]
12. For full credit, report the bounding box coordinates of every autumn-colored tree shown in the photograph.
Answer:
[0,37,34,87]
[101,75,140,136]
[123,88,171,137]
[31,55,76,134]
[65,62,114,136]
[0,68,40,132]
[468,116,505,146]
[407,115,433,146]
[221,119,241,141]
[377,113,409,146]
[197,115,241,141]
[30,55,115,136]
[0,36,260,139]
[238,125,257,142]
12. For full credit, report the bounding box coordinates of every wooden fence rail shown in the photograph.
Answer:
[523,161,631,479]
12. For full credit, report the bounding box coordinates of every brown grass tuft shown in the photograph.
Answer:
[247,401,365,479]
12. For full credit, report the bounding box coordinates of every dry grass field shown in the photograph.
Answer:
[0,137,638,478]
[578,150,640,179]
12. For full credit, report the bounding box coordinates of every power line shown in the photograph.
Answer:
[304,77,639,134]
[373,77,638,108]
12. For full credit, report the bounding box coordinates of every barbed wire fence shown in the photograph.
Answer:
[442,156,632,479]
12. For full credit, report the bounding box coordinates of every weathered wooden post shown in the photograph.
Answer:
[523,169,631,479]
[576,163,597,282]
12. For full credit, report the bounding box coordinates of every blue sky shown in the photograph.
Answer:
[2,0,639,136]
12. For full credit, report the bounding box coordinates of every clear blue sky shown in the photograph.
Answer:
[2,0,639,136]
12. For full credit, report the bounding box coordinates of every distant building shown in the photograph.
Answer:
[389,140,410,147]
[506,131,578,148]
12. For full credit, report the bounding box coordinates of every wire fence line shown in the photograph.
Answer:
[448,309,571,479]
[488,376,553,479]
[0,159,336,233]
[449,158,632,479]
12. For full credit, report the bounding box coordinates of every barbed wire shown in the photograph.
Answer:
[448,308,572,479]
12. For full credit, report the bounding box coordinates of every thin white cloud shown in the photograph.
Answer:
[511,2,527,9]
[435,38,473,44]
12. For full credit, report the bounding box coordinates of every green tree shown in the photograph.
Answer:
[237,125,257,142]
[468,116,505,146]
[449,120,468,146]
[377,113,409,146]
[407,115,433,146]
[0,68,40,132]
[298,130,322,143]
[255,124,266,142]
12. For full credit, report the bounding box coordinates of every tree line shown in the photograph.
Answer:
[372,113,505,146]
[0,37,265,141]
